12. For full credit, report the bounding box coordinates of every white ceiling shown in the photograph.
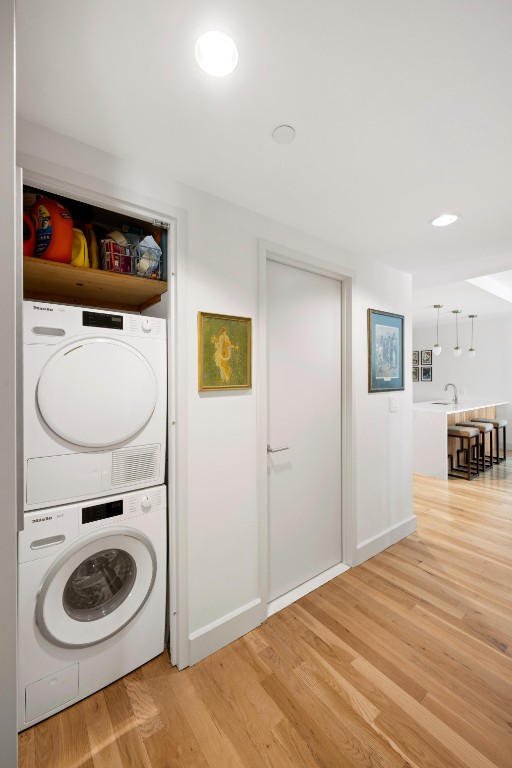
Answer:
[15,0,512,315]
[413,270,512,327]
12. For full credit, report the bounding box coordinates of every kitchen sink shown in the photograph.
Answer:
[432,401,452,405]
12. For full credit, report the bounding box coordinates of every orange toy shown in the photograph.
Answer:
[30,197,73,262]
[23,213,36,257]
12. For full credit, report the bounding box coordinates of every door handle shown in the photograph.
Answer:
[267,444,289,453]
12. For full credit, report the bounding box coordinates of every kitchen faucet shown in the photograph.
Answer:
[444,382,458,404]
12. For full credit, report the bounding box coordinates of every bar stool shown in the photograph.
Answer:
[447,425,480,480]
[470,418,507,464]
[456,421,494,472]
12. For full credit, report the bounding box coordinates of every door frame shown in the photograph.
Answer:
[257,240,357,613]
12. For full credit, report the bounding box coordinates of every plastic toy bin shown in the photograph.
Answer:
[100,240,135,274]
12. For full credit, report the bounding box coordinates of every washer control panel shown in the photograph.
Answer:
[19,486,166,564]
[82,498,123,524]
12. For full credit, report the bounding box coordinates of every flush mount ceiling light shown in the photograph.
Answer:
[272,125,296,144]
[452,309,462,357]
[195,31,238,77]
[433,304,443,355]
[431,213,459,227]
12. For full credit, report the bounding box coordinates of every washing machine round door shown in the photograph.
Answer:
[37,339,157,448]
[36,528,157,648]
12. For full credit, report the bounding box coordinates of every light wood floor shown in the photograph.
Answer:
[19,463,512,768]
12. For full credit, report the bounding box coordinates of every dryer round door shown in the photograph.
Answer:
[37,338,158,448]
[36,528,157,648]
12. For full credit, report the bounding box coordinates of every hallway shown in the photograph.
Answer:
[19,462,512,768]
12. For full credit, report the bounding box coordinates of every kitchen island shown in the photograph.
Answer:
[413,399,508,479]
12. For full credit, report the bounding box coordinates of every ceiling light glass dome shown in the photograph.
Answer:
[195,31,238,77]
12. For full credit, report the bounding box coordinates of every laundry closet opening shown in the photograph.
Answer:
[17,170,180,731]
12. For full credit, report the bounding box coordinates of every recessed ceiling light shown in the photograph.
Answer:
[431,213,459,227]
[195,31,238,77]
[272,125,296,144]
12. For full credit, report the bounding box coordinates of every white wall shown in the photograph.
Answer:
[18,119,414,665]
[413,315,512,438]
[1,1,19,763]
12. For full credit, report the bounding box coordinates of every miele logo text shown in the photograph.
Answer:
[32,516,52,523]
[34,306,54,312]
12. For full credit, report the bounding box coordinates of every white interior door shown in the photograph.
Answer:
[267,259,342,602]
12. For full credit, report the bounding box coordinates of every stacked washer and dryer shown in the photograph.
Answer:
[18,301,168,730]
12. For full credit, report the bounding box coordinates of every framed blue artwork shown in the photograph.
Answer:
[368,309,404,393]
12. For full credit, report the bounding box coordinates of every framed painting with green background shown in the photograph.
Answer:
[368,308,404,393]
[198,312,252,391]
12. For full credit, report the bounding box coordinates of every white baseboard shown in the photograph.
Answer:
[188,598,264,665]
[356,515,417,565]
[267,562,351,618]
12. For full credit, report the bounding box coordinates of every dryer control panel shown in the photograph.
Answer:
[24,301,166,343]
[82,311,123,330]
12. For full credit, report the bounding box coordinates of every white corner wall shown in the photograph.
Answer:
[18,120,414,666]
[1,1,19,762]
[413,316,512,441]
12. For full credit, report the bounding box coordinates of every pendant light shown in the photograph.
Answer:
[468,314,477,357]
[452,310,462,357]
[433,304,443,355]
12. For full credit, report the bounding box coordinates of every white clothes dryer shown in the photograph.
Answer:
[23,301,167,511]
[18,485,166,730]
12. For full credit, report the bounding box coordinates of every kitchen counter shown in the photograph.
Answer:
[413,399,508,415]
[413,399,508,479]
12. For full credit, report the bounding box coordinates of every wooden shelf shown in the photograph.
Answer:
[23,257,167,313]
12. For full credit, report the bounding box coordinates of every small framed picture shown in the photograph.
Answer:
[412,350,419,366]
[421,350,432,366]
[412,366,419,382]
[367,309,404,393]
[421,366,432,382]
[198,312,252,391]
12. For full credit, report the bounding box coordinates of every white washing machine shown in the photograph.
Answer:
[18,485,166,731]
[23,301,167,511]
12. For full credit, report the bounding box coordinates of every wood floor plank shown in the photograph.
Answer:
[143,675,211,768]
[56,700,96,768]
[261,671,407,768]
[191,661,271,768]
[122,670,164,741]
[421,691,512,768]
[331,565,512,696]
[169,666,245,768]
[199,645,300,768]
[300,592,429,701]
[258,615,407,768]
[353,655,499,768]
[276,610,380,724]
[324,575,512,700]
[102,679,153,767]
[32,718,63,768]
[320,574,512,746]
[271,719,322,768]
[82,691,125,768]
[17,729,34,768]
